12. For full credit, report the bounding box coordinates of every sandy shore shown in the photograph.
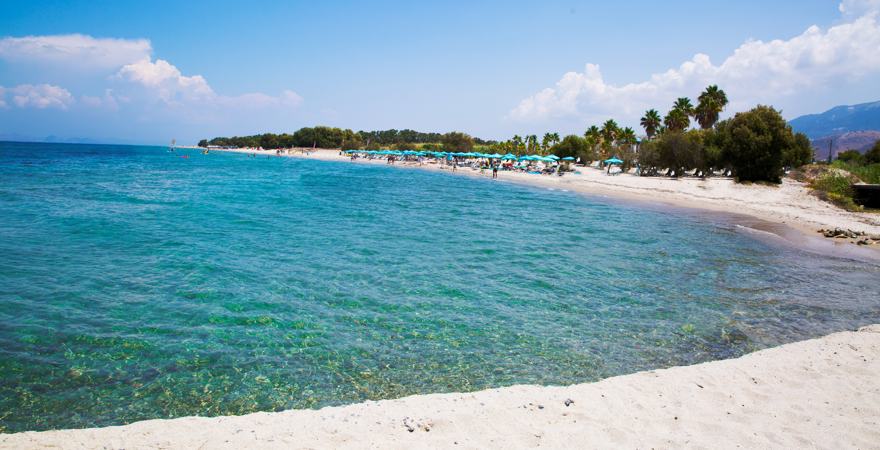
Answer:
[4,325,878,449]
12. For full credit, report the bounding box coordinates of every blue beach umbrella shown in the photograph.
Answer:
[502,153,516,160]
[546,155,560,160]
[604,157,624,165]
[562,156,575,161]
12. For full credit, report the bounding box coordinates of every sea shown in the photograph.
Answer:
[0,141,878,432]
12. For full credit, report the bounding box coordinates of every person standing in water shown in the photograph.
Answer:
[492,163,498,179]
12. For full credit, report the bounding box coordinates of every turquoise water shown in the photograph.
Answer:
[0,141,878,432]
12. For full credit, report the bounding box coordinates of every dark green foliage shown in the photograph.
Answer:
[783,132,814,168]
[440,132,474,153]
[654,131,703,177]
[836,149,863,164]
[553,135,594,162]
[864,140,880,164]
[204,128,492,150]
[718,105,792,183]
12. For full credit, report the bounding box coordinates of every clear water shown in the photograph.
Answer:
[0,141,878,432]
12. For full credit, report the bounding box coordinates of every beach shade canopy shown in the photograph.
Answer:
[502,153,517,160]
[562,156,576,161]
[546,155,560,160]
[604,157,624,165]
[487,153,503,159]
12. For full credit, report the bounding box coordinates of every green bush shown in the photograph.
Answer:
[811,172,858,210]
[836,149,863,164]
[832,161,880,184]
[866,140,880,164]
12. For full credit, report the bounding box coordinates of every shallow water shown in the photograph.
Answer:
[0,142,878,432]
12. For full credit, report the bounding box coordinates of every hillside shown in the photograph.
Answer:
[810,130,880,160]
[789,100,880,139]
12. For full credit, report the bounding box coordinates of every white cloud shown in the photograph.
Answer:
[117,58,215,104]
[0,34,150,69]
[222,90,304,109]
[510,3,880,124]
[81,89,121,110]
[839,0,880,17]
[3,84,75,109]
[0,33,303,112]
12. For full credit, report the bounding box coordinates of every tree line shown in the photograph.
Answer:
[200,85,817,183]
[487,85,812,183]
[198,128,496,150]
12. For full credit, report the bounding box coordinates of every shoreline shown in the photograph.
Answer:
[213,147,880,261]
[4,325,878,448]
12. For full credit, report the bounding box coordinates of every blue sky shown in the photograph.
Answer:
[1,0,879,144]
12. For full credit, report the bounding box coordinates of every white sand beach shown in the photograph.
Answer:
[3,325,878,449]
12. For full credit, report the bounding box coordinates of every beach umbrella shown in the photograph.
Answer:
[502,153,517,160]
[604,157,624,165]
[562,156,576,161]
[546,155,560,160]
[487,153,503,159]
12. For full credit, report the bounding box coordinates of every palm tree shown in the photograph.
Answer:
[542,133,553,151]
[527,135,538,153]
[600,119,619,143]
[512,135,523,154]
[664,108,689,132]
[599,120,619,158]
[550,132,560,147]
[695,85,729,129]
[640,109,662,139]
[673,97,694,117]
[619,127,637,147]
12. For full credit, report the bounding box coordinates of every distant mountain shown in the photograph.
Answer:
[789,100,880,139]
[810,130,880,160]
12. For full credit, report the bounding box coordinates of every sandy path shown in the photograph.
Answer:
[4,325,878,449]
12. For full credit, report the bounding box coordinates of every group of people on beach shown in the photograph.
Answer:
[345,151,569,179]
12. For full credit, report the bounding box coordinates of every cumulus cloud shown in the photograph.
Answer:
[115,58,303,109]
[117,58,215,104]
[2,84,75,109]
[0,33,303,112]
[0,34,150,69]
[839,0,880,17]
[510,3,880,124]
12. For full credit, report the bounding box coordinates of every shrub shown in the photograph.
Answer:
[553,135,593,162]
[441,132,474,153]
[836,149,863,164]
[865,140,880,164]
[783,132,814,168]
[719,105,792,183]
[811,172,858,211]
